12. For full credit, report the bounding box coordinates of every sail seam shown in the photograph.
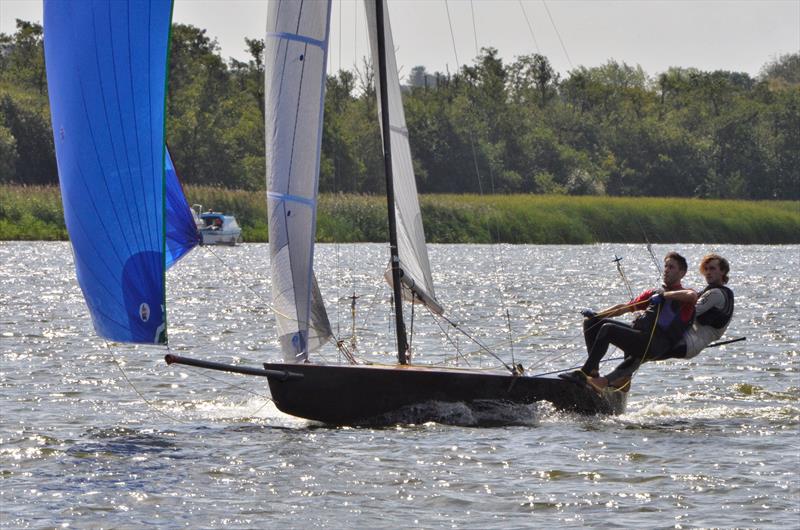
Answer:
[390,125,408,137]
[266,31,325,49]
[267,191,316,207]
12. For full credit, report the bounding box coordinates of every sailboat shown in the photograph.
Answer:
[251,0,626,423]
[44,0,625,426]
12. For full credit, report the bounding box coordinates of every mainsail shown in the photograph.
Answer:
[44,0,196,344]
[364,0,443,315]
[265,0,334,361]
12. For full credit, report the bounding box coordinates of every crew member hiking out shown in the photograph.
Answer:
[654,253,735,360]
[560,252,695,391]
[585,253,735,392]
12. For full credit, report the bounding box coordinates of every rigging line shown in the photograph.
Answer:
[163,348,279,420]
[470,0,479,57]
[443,0,510,348]
[200,245,322,333]
[517,0,541,53]
[443,0,461,68]
[541,0,573,69]
[468,132,484,194]
[613,253,635,300]
[523,302,651,371]
[431,308,473,367]
[531,355,625,377]
[452,296,645,367]
[104,341,188,424]
[642,229,662,277]
[433,310,514,372]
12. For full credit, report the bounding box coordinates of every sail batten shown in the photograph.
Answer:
[365,0,443,315]
[266,0,334,362]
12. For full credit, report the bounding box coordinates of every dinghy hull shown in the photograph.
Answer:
[263,363,626,425]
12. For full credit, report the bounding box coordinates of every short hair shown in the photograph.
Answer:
[664,251,688,272]
[700,253,730,284]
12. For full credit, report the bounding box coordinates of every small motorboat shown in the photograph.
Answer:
[192,204,242,246]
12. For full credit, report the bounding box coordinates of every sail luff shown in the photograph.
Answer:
[364,0,443,316]
[265,0,333,362]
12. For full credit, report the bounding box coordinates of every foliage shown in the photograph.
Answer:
[4,184,798,244]
[0,19,798,201]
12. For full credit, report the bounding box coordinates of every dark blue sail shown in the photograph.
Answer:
[44,0,174,344]
[165,147,200,268]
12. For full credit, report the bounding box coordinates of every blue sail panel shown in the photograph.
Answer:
[165,147,199,268]
[44,0,173,344]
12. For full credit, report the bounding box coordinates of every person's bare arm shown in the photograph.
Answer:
[663,289,698,304]
[597,302,634,318]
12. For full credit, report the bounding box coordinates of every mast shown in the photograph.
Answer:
[375,0,409,364]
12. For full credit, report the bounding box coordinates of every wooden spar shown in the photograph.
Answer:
[164,354,303,381]
[375,0,409,364]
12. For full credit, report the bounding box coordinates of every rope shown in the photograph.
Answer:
[541,0,573,69]
[470,0,479,57]
[202,245,343,344]
[429,308,514,372]
[105,341,276,423]
[443,0,461,69]
[517,0,541,53]
[106,344,188,424]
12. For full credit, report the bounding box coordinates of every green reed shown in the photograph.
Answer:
[2,184,798,244]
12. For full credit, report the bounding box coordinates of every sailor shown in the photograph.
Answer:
[584,254,734,392]
[655,253,734,359]
[560,252,695,388]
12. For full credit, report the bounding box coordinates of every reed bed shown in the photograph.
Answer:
[1,184,797,244]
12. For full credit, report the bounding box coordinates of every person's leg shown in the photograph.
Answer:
[603,355,642,389]
[582,320,644,374]
[583,316,604,353]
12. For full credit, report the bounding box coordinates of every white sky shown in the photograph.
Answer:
[2,0,799,79]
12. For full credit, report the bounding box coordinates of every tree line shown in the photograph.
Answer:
[1,20,798,199]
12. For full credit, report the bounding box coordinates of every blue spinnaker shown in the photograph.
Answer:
[44,0,174,344]
[166,147,200,268]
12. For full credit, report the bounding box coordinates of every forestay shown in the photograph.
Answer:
[44,0,186,344]
[364,0,443,315]
[265,0,333,361]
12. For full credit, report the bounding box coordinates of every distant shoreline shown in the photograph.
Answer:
[1,184,798,244]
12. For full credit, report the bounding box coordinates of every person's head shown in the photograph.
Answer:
[700,253,729,285]
[663,251,688,287]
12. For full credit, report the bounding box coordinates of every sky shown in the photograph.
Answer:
[2,0,799,80]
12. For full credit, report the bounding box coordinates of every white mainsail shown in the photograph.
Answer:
[364,0,444,315]
[265,0,333,361]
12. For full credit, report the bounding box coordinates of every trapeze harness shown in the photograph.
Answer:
[695,284,735,329]
[660,284,734,360]
[632,290,694,355]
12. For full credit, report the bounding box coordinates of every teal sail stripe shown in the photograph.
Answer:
[44,0,174,344]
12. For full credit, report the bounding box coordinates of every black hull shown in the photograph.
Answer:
[263,363,627,425]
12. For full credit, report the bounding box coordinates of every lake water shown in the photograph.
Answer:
[1,242,797,528]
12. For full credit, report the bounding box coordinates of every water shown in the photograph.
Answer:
[1,242,798,528]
